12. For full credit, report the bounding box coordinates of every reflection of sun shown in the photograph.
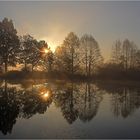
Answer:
[40,88,51,100]
[43,92,49,98]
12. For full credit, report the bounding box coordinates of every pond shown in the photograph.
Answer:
[0,80,140,139]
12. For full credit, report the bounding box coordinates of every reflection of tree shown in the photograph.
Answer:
[77,83,102,122]
[54,82,103,124]
[54,83,78,124]
[0,82,20,135]
[0,80,3,87]
[19,88,53,119]
[97,81,140,118]
[0,82,53,135]
[111,87,140,118]
[1,80,140,136]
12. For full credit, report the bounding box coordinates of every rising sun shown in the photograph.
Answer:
[40,37,57,52]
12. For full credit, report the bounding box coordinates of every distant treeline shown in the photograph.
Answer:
[0,18,140,80]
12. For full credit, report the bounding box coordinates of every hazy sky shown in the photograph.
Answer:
[0,1,140,60]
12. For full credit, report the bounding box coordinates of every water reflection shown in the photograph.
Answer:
[0,80,140,136]
[77,83,103,122]
[52,82,103,124]
[54,83,78,124]
[111,88,140,118]
[97,82,140,118]
[0,81,53,135]
[0,82,19,135]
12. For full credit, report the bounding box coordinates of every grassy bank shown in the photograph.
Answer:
[1,70,140,82]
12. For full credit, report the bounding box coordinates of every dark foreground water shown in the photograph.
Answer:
[0,80,140,139]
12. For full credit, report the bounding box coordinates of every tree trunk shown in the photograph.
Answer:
[88,83,91,105]
[72,49,74,76]
[4,80,8,98]
[24,61,27,70]
[84,84,88,111]
[4,61,8,73]
[85,50,88,76]
[70,83,74,110]
[32,64,34,72]
[88,59,91,77]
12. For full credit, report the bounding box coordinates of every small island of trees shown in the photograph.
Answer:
[0,17,140,80]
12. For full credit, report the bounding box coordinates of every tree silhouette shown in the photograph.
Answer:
[19,34,41,71]
[0,18,20,72]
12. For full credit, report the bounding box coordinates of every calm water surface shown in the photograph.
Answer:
[0,80,140,139]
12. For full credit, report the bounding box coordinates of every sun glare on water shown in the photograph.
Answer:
[40,90,50,100]
[43,92,49,98]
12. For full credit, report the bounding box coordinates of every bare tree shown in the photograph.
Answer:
[111,39,138,71]
[111,40,122,65]
[55,32,80,75]
[80,34,103,76]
